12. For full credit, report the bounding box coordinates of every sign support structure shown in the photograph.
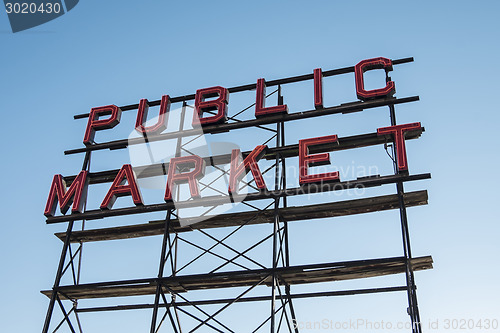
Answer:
[41,57,432,333]
[389,100,422,333]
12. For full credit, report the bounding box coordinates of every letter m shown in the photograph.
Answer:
[44,171,89,217]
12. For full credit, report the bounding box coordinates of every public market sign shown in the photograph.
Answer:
[44,57,421,220]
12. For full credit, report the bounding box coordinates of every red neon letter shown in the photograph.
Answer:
[44,171,89,217]
[193,86,229,126]
[165,155,206,201]
[355,57,396,101]
[228,145,267,195]
[313,68,323,109]
[377,122,422,172]
[83,105,122,146]
[100,164,143,210]
[255,78,288,118]
[299,135,339,185]
[135,95,170,135]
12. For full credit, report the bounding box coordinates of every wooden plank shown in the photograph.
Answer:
[56,190,428,243]
[41,256,433,300]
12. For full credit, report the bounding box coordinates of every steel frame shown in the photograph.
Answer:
[42,58,430,333]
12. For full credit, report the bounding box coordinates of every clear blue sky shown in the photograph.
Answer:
[1,1,499,332]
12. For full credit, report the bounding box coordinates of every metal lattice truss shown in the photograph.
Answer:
[42,58,432,333]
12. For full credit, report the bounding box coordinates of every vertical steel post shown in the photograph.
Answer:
[388,94,422,333]
[279,103,299,333]
[42,151,92,333]
[150,101,186,333]
[150,208,174,333]
[270,86,283,333]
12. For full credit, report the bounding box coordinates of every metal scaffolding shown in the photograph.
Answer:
[42,57,431,333]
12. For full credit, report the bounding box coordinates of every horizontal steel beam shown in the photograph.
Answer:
[63,128,423,185]
[65,95,419,155]
[72,57,414,120]
[75,286,408,313]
